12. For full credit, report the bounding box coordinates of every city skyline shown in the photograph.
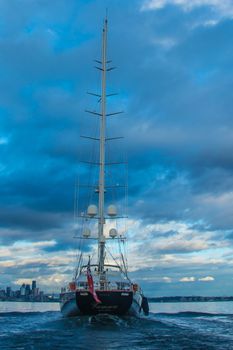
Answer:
[0,0,233,296]
[0,279,58,302]
[2,280,39,298]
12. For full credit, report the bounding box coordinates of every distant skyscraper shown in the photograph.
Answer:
[6,286,11,297]
[32,280,38,297]
[32,280,36,291]
[20,283,26,296]
[25,284,31,296]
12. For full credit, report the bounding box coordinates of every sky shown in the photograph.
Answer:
[0,0,233,297]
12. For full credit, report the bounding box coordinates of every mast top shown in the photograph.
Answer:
[103,10,108,33]
[105,8,108,23]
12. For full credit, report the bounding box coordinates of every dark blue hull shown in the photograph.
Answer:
[60,290,147,317]
[76,290,133,315]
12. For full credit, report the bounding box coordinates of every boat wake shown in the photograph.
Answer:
[88,313,127,327]
[152,311,233,318]
[1,309,233,349]
[0,311,58,318]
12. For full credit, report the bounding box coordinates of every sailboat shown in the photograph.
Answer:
[60,18,149,317]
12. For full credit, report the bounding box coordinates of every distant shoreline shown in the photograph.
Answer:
[0,299,59,303]
[1,296,233,303]
[149,296,233,303]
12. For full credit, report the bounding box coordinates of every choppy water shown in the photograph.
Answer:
[0,301,233,349]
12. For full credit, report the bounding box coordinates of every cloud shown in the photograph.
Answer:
[179,276,196,282]
[0,0,232,296]
[163,276,172,283]
[198,276,215,282]
[141,0,233,19]
[14,274,67,289]
[141,0,233,31]
[151,36,177,50]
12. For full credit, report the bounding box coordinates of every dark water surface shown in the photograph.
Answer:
[0,302,233,349]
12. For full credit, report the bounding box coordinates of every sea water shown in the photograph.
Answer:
[0,301,233,349]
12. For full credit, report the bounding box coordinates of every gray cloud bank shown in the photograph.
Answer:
[0,0,232,295]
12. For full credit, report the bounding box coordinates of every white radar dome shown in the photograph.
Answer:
[109,228,118,238]
[83,228,91,238]
[107,205,117,216]
[87,205,98,217]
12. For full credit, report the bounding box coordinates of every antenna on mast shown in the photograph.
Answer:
[105,8,108,22]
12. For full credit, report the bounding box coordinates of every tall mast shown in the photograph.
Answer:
[98,18,108,273]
